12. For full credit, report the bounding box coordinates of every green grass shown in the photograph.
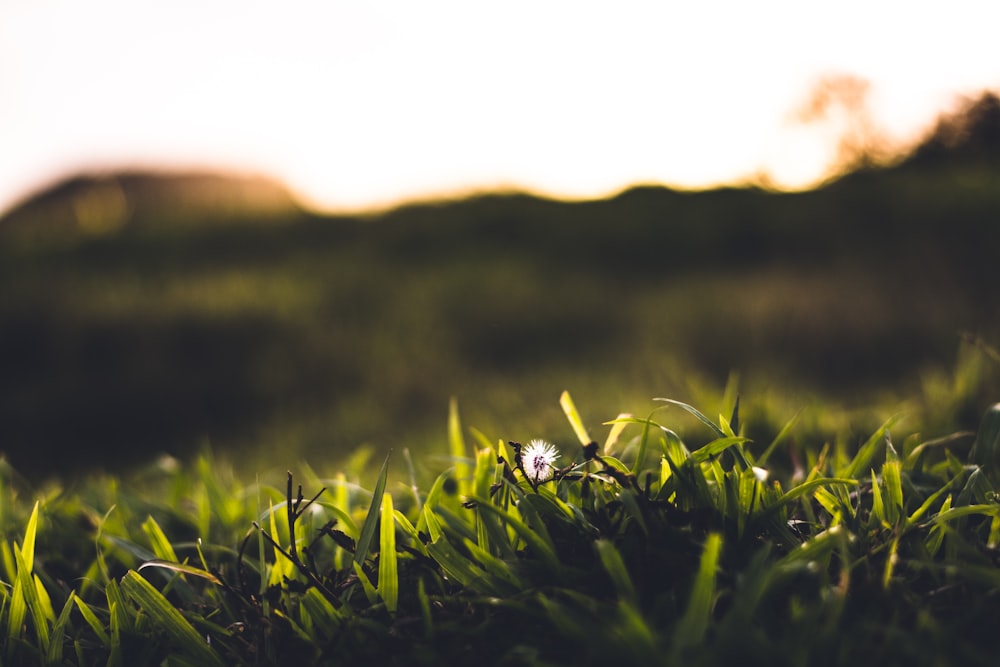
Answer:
[3,103,999,663]
[2,357,1000,665]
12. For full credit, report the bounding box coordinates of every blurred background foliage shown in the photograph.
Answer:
[2,92,999,480]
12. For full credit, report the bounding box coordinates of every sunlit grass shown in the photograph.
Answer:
[2,359,1000,664]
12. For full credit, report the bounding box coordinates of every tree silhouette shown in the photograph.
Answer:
[905,91,1000,166]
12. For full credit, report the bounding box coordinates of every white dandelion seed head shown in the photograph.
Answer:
[522,439,560,484]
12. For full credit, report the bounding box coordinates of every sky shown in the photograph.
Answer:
[1,0,999,216]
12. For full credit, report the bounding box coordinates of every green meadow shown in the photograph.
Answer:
[1,94,999,664]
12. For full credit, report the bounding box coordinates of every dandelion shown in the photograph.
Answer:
[522,439,560,484]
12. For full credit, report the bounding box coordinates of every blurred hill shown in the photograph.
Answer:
[0,170,300,239]
[1,92,999,479]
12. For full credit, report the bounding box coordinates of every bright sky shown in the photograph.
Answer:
[2,0,998,216]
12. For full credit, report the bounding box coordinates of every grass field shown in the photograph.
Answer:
[2,376,1000,665]
[1,96,1000,664]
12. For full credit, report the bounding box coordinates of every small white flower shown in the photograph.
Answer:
[751,466,769,482]
[522,439,560,484]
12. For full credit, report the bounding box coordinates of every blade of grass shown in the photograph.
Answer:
[105,578,132,634]
[595,539,637,606]
[630,411,654,476]
[377,493,398,614]
[72,596,110,646]
[45,593,76,665]
[6,574,26,643]
[689,436,750,464]
[471,495,559,571]
[300,587,343,640]
[883,458,904,526]
[604,414,631,456]
[108,600,123,667]
[840,417,900,479]
[120,570,224,667]
[654,398,726,438]
[673,533,722,653]
[267,500,291,586]
[654,399,751,468]
[1,540,15,583]
[560,390,592,446]
[402,448,423,514]
[354,451,391,566]
[20,501,39,572]
[425,537,504,595]
[871,470,887,526]
[137,560,222,585]
[352,562,378,605]
[14,544,52,650]
[460,538,521,590]
[417,577,433,639]
[141,515,179,563]
[449,398,471,498]
[757,409,801,466]
[392,509,429,557]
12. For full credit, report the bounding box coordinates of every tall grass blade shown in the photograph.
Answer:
[141,515,179,562]
[653,398,726,438]
[6,573,26,643]
[105,578,132,634]
[137,560,223,585]
[617,490,648,536]
[120,570,224,667]
[655,398,751,468]
[472,496,559,570]
[108,600,123,667]
[425,538,500,595]
[560,390,592,446]
[377,493,398,614]
[459,538,520,590]
[267,500,291,586]
[300,587,342,640]
[73,595,111,646]
[604,414,631,455]
[21,501,39,573]
[15,545,54,650]
[3,504,42,649]
[673,533,722,653]
[689,436,749,463]
[352,562,378,605]
[449,398,471,498]
[1,540,15,583]
[354,451,391,565]
[871,470,887,526]
[595,540,637,606]
[46,593,77,665]
[840,417,900,479]
[393,508,429,557]
[883,534,900,589]
[883,459,904,526]
[417,577,433,639]
[758,410,801,466]
[402,447,423,513]
[630,411,654,475]
[729,393,741,435]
